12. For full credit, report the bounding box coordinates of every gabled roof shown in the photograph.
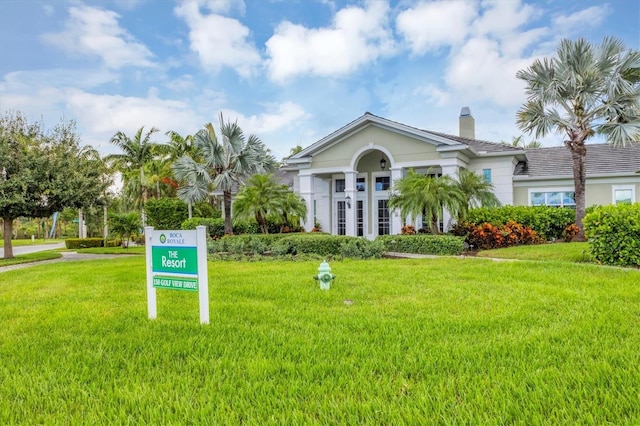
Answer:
[515,143,640,178]
[287,112,522,164]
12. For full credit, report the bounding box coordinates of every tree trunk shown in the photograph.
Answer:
[103,205,108,239]
[569,143,587,241]
[188,202,193,219]
[78,208,84,238]
[223,190,233,235]
[3,217,14,259]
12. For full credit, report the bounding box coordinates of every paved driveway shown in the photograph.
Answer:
[0,242,65,257]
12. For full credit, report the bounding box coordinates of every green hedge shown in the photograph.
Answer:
[209,234,290,255]
[376,235,465,256]
[145,198,188,230]
[583,203,640,268]
[466,206,575,240]
[272,234,352,257]
[65,238,104,249]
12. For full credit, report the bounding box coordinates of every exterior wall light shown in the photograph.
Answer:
[345,195,352,209]
[380,158,387,170]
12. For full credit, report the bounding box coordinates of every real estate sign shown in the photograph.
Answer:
[145,226,209,324]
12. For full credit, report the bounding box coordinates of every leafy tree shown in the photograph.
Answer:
[232,174,306,234]
[172,113,276,234]
[388,169,463,234]
[455,169,500,220]
[0,112,107,258]
[106,126,161,213]
[516,37,640,240]
[108,212,141,248]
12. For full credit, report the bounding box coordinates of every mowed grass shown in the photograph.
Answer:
[8,239,65,247]
[477,242,593,263]
[1,257,640,424]
[0,250,62,267]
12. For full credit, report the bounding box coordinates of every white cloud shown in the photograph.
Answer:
[174,1,260,77]
[265,0,395,82]
[445,37,531,107]
[214,102,310,158]
[472,0,540,38]
[396,0,477,55]
[240,101,309,134]
[42,4,55,16]
[41,5,155,69]
[200,0,246,15]
[551,5,612,35]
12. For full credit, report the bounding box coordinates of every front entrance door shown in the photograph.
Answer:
[376,199,390,236]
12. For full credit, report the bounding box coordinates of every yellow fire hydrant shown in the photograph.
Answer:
[313,260,335,290]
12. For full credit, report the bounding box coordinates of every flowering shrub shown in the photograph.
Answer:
[466,221,542,250]
[401,225,416,235]
[563,224,580,242]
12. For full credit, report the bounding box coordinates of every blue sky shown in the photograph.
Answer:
[1,0,638,160]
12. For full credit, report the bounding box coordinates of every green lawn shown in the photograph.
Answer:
[0,250,62,266]
[477,241,593,263]
[1,257,639,424]
[7,238,65,247]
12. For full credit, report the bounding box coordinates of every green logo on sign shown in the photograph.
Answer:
[159,233,166,244]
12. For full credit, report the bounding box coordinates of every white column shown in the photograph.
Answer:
[441,164,458,231]
[344,171,357,236]
[299,174,315,232]
[390,167,403,234]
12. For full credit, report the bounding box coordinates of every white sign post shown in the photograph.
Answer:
[145,225,209,324]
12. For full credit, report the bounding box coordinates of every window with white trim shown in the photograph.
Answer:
[613,185,635,205]
[530,191,576,207]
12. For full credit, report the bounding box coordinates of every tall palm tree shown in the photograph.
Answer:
[172,113,276,234]
[388,169,463,234]
[455,168,500,220]
[106,126,161,214]
[516,37,640,240]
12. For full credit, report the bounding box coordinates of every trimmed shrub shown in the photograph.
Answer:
[145,198,188,230]
[376,235,465,256]
[65,238,104,249]
[209,234,290,255]
[339,238,386,259]
[181,217,222,236]
[583,204,640,267]
[466,206,574,240]
[272,234,353,257]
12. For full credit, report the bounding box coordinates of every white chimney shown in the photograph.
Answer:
[459,106,475,139]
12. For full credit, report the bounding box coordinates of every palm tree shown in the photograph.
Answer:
[165,130,196,160]
[516,37,640,240]
[505,135,543,149]
[108,212,141,248]
[455,168,500,220]
[233,174,307,234]
[172,113,276,234]
[388,169,463,234]
[278,190,307,232]
[106,126,161,215]
[232,174,287,234]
